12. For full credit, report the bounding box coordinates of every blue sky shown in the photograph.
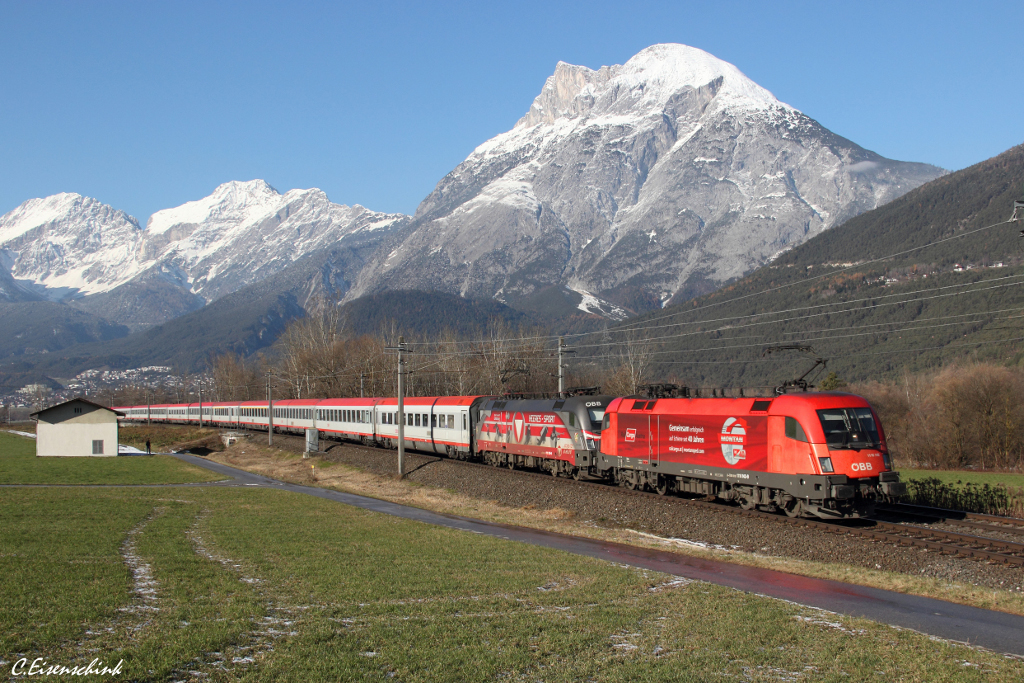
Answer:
[2,0,1022,223]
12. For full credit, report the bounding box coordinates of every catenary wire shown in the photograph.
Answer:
[405,217,1016,348]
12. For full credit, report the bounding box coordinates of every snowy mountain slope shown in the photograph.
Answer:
[139,180,406,303]
[349,43,945,313]
[0,193,145,300]
[0,182,408,327]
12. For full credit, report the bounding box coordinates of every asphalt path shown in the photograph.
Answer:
[141,454,1024,657]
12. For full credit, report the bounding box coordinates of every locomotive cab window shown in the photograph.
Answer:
[588,409,605,429]
[816,408,880,450]
[784,416,808,442]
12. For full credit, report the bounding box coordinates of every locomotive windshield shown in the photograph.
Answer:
[816,408,880,450]
[587,409,605,429]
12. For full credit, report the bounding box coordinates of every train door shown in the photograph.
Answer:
[650,415,659,465]
[430,397,442,450]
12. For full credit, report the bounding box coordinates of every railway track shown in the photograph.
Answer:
[876,502,1024,540]
[401,449,1024,567]
[207,427,1024,567]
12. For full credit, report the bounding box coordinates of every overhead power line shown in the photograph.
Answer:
[381,275,1024,360]
[405,216,1017,348]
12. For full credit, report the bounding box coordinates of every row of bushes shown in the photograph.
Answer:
[852,363,1024,472]
[903,477,1024,517]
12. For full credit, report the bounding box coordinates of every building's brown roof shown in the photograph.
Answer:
[30,397,126,418]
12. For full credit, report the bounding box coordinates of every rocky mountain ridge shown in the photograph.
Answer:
[0,193,144,301]
[347,43,946,313]
[0,181,408,325]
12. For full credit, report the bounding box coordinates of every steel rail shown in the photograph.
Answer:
[879,502,1024,526]
[866,519,1024,558]
[875,503,1024,540]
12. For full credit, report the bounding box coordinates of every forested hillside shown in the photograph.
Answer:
[335,290,529,338]
[587,143,1024,390]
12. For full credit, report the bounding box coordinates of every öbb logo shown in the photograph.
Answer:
[720,417,747,465]
[624,428,637,443]
[850,462,874,472]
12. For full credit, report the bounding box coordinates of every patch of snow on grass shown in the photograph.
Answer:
[628,529,737,553]
[794,614,866,636]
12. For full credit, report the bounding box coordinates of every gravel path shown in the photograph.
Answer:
[273,433,1024,595]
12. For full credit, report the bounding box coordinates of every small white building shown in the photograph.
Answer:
[31,398,124,457]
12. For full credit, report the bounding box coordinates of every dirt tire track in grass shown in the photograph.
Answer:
[75,506,166,652]
[168,507,306,681]
[118,507,164,627]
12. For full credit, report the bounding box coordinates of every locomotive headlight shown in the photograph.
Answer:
[818,457,834,473]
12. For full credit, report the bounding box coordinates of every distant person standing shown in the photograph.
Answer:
[146,439,151,455]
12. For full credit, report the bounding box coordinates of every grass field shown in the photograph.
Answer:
[0,431,222,485]
[2,485,1021,682]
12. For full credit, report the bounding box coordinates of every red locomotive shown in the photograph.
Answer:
[593,392,906,518]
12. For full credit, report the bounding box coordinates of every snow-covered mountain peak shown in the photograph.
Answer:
[0,192,140,244]
[514,43,790,132]
[366,44,945,317]
[146,179,281,235]
[0,193,144,299]
[618,43,790,112]
[1,181,408,318]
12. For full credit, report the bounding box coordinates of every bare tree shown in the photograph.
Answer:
[604,331,654,396]
[275,294,347,398]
